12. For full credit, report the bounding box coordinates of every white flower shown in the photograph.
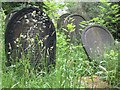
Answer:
[31,11,36,17]
[16,38,19,42]
[42,13,46,16]
[14,41,16,44]
[20,34,26,39]
[24,15,27,18]
[8,52,11,54]
[16,45,19,47]
[20,34,24,38]
[28,44,31,47]
[26,19,29,24]
[32,19,37,23]
[32,11,36,15]
[8,43,12,50]
[42,30,44,33]
[43,25,46,28]
[23,35,27,38]
[31,38,34,42]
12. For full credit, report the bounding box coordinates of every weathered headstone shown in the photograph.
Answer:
[81,25,114,61]
[64,14,86,44]
[5,7,56,71]
[57,13,70,30]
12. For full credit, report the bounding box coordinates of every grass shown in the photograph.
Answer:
[0,9,120,88]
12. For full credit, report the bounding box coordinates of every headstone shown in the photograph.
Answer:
[64,14,86,44]
[5,7,56,71]
[81,25,114,61]
[57,13,70,30]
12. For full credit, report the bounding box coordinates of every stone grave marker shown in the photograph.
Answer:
[81,25,114,61]
[5,7,56,71]
[64,14,86,45]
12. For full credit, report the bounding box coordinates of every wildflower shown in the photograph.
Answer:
[24,15,27,18]
[31,38,34,43]
[42,30,44,33]
[16,38,19,42]
[28,44,32,47]
[23,35,27,38]
[38,21,42,24]
[14,41,16,44]
[32,11,36,15]
[43,25,46,28]
[32,19,37,23]
[20,34,24,38]
[8,43,11,50]
[50,46,54,50]
[8,52,11,54]
[31,11,36,17]
[42,13,46,16]
[26,19,29,24]
[16,45,19,48]
[20,34,26,39]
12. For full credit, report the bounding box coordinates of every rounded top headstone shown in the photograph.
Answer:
[81,25,114,61]
[5,7,56,70]
[64,14,86,45]
[64,13,86,32]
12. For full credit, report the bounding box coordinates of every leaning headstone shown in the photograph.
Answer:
[5,7,56,71]
[64,14,86,45]
[81,25,114,61]
[57,13,70,30]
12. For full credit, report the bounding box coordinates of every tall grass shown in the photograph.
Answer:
[1,9,119,88]
[0,7,6,89]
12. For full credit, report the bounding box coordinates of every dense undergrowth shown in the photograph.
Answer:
[0,1,120,89]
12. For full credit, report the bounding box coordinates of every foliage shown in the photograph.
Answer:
[1,1,120,89]
[2,28,119,88]
[0,7,6,90]
[67,23,75,32]
[91,2,120,40]
[67,1,120,40]
[43,0,66,27]
[2,2,47,15]
[66,2,102,20]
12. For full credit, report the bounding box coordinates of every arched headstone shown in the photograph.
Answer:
[81,25,114,61]
[5,7,56,71]
[64,14,86,44]
[57,13,70,30]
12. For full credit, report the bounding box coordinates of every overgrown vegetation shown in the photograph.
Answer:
[1,1,120,89]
